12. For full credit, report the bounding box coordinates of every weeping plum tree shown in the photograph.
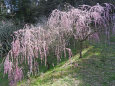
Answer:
[4,3,115,86]
[48,3,115,58]
[4,23,73,85]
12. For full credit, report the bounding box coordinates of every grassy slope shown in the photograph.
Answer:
[18,43,115,86]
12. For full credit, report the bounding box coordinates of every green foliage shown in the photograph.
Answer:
[0,20,21,56]
[0,0,7,19]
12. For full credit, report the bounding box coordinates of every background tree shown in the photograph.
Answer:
[1,0,115,23]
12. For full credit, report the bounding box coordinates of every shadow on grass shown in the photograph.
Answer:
[71,43,115,86]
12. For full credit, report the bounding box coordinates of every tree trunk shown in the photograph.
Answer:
[79,41,83,58]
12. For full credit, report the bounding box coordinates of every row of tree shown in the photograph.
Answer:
[4,3,115,86]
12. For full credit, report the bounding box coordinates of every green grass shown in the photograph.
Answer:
[18,43,115,86]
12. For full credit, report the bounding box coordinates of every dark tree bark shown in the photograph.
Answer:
[79,41,83,58]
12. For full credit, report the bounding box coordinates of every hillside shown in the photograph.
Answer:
[0,1,115,86]
[18,42,115,86]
